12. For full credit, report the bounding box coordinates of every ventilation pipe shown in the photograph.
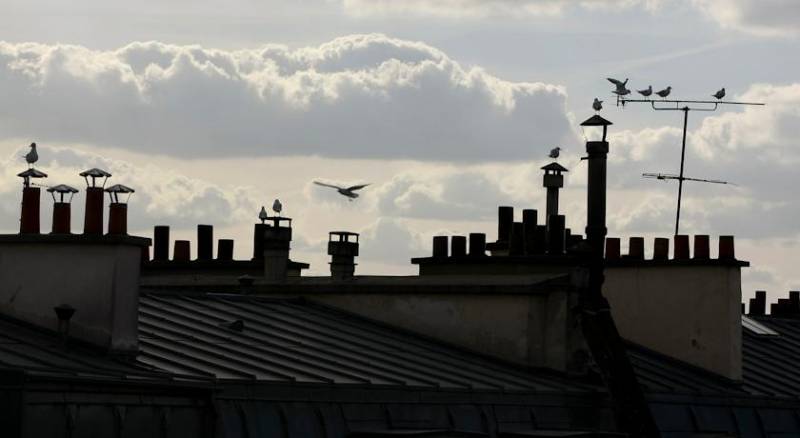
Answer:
[80,168,111,235]
[47,184,78,234]
[106,184,134,235]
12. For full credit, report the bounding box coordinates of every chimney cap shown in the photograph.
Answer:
[580,114,613,127]
[541,162,569,172]
[17,168,48,179]
[105,184,135,194]
[79,168,112,178]
[47,184,79,194]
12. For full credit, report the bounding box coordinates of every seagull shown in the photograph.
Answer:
[24,142,38,168]
[549,147,561,159]
[272,199,282,216]
[313,181,370,201]
[637,85,653,97]
[258,206,268,223]
[593,98,603,112]
[612,85,631,96]
[656,86,672,99]
[607,78,628,88]
[712,88,726,100]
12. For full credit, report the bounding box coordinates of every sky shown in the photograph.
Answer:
[0,0,798,304]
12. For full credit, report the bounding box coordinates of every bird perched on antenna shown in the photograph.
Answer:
[637,85,652,98]
[549,147,561,159]
[712,88,726,100]
[656,86,672,99]
[593,98,603,112]
[23,142,38,168]
[258,206,268,223]
[313,181,370,201]
[607,77,630,96]
[272,199,282,216]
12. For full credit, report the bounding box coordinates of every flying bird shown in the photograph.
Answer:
[24,142,38,168]
[258,206,268,223]
[712,88,726,100]
[272,199,282,216]
[637,85,652,97]
[549,147,561,159]
[607,78,628,88]
[593,98,603,112]
[313,181,370,201]
[656,86,672,99]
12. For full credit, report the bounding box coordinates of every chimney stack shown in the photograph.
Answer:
[106,184,134,235]
[79,168,111,235]
[468,233,486,257]
[153,226,170,261]
[509,222,525,256]
[197,225,213,261]
[18,169,48,234]
[47,184,78,234]
[217,239,234,261]
[173,240,191,262]
[328,231,359,279]
[451,236,467,257]
[522,209,538,254]
[253,223,268,260]
[497,206,513,245]
[432,236,448,258]
[546,214,566,254]
[541,163,568,226]
[263,217,292,281]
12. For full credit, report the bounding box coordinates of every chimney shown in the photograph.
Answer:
[79,168,111,235]
[328,231,359,279]
[197,225,213,261]
[627,237,644,260]
[451,236,467,257]
[522,209,538,254]
[509,222,525,256]
[153,226,170,261]
[497,206,513,245]
[674,235,690,260]
[263,217,292,281]
[106,184,134,235]
[173,240,191,262]
[252,223,268,260]
[542,163,568,226]
[653,238,669,260]
[546,214,565,254]
[217,239,234,261]
[47,184,78,234]
[468,233,486,257]
[432,236,448,258]
[605,238,620,260]
[749,291,767,316]
[18,168,48,234]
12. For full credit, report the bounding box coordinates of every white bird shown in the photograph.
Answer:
[313,181,370,201]
[258,206,268,223]
[637,86,652,97]
[593,98,603,112]
[712,88,725,100]
[549,147,561,159]
[272,199,282,216]
[24,142,38,168]
[656,86,672,99]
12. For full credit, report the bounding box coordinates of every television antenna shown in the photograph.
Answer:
[611,81,764,235]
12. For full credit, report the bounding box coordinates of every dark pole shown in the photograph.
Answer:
[675,107,689,236]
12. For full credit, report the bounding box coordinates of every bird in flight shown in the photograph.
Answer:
[637,86,652,97]
[314,181,370,201]
[549,147,561,159]
[593,98,603,112]
[23,142,38,168]
[656,86,672,99]
[272,199,283,216]
[712,88,726,100]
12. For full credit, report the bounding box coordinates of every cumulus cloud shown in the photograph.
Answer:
[692,0,800,37]
[0,35,572,162]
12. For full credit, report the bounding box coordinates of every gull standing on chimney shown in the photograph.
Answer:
[549,147,561,159]
[24,142,38,168]
[259,206,268,223]
[593,98,603,112]
[272,199,283,216]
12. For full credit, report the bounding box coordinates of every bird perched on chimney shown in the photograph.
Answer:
[637,85,653,97]
[272,199,282,216]
[259,206,268,223]
[24,142,38,168]
[593,98,603,112]
[712,88,726,100]
[656,86,672,99]
[549,147,561,159]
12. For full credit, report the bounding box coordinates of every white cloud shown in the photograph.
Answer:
[339,0,664,18]
[692,0,800,37]
[0,35,572,162]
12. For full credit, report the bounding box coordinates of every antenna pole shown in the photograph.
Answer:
[675,106,689,236]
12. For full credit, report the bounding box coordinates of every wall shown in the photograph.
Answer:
[603,265,742,380]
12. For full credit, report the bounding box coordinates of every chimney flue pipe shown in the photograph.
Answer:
[84,187,104,235]
[509,222,525,256]
[197,225,213,260]
[153,226,170,261]
[20,187,41,234]
[522,209,538,254]
[217,239,234,261]
[328,231,359,279]
[432,236,448,258]
[468,233,486,257]
[542,163,567,226]
[263,217,292,281]
[105,184,134,235]
[547,215,566,254]
[497,206,513,244]
[451,236,467,257]
[173,240,191,262]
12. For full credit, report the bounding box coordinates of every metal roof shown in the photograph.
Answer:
[137,293,601,393]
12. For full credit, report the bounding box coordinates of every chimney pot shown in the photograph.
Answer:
[749,291,767,316]
[497,206,514,244]
[20,187,42,234]
[432,236,449,258]
[51,202,71,234]
[522,209,538,254]
[197,225,213,260]
[451,236,467,257]
[468,233,486,257]
[83,187,104,235]
[173,240,191,262]
[509,222,525,256]
[328,231,359,279]
[252,223,268,260]
[628,237,644,260]
[605,238,621,260]
[217,239,234,261]
[674,235,690,260]
[107,203,128,235]
[693,235,710,259]
[153,226,170,261]
[546,215,566,254]
[719,235,735,259]
[653,238,669,260]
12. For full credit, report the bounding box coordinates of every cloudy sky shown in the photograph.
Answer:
[1,0,798,302]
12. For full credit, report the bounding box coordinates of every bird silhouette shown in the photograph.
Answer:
[314,181,370,201]
[656,86,672,99]
[593,98,603,112]
[24,143,38,168]
[712,88,725,100]
[549,147,561,159]
[258,206,268,223]
[607,78,628,88]
[637,86,652,97]
[272,199,282,216]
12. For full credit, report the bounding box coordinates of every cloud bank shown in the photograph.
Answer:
[0,35,572,162]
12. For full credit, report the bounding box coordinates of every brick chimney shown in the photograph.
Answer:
[263,217,292,281]
[79,168,111,235]
[18,168,48,234]
[106,184,134,235]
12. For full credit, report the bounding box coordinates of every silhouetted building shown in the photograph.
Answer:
[1,117,800,437]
